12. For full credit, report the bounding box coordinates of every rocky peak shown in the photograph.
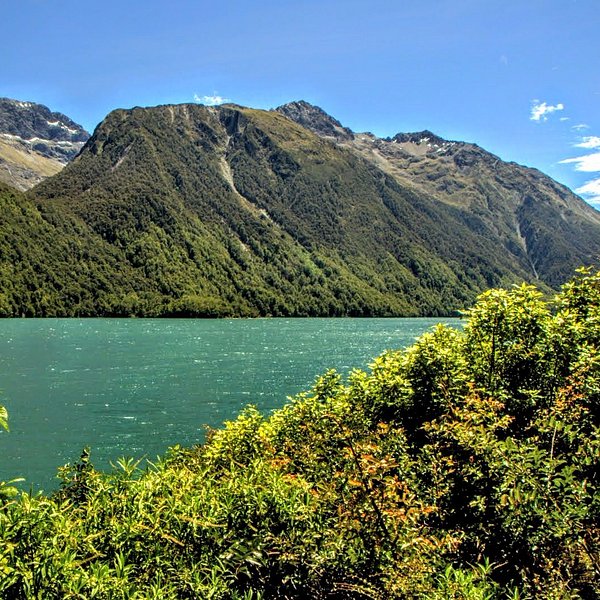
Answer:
[386,129,456,151]
[0,97,89,163]
[0,98,91,191]
[390,130,452,148]
[275,100,354,141]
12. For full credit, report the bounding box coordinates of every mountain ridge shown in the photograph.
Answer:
[0,98,89,190]
[0,99,597,317]
[274,100,600,286]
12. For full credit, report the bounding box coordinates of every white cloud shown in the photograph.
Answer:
[560,152,600,172]
[560,125,600,207]
[530,100,565,121]
[560,117,570,122]
[193,93,231,106]
[575,136,600,149]
[576,177,600,196]
[575,177,600,206]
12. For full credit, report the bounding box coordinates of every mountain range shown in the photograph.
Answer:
[0,98,599,317]
[0,98,89,191]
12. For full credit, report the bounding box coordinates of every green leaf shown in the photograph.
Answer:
[0,405,8,432]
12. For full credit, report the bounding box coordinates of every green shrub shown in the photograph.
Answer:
[1,270,599,598]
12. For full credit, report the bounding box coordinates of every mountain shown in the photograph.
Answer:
[276,101,600,287]
[0,98,89,190]
[274,100,354,141]
[0,100,597,317]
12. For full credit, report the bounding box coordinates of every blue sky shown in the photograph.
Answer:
[3,0,599,206]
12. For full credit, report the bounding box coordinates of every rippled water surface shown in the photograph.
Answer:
[0,317,459,491]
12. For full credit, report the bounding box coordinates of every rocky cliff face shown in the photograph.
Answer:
[0,98,89,190]
[275,100,354,141]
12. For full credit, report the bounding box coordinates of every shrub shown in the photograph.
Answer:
[1,270,599,598]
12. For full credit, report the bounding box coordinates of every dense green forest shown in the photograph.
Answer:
[1,269,598,598]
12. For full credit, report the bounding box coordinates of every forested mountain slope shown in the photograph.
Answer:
[277,100,600,286]
[0,100,598,316]
[0,182,144,316]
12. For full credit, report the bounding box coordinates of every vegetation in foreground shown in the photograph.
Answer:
[1,269,599,598]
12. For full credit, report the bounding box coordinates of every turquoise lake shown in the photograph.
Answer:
[0,318,459,491]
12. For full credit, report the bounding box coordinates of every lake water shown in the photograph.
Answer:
[0,317,459,492]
